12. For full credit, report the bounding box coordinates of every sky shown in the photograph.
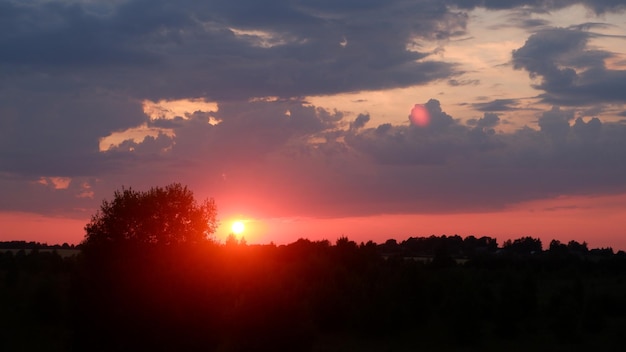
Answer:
[2,0,626,249]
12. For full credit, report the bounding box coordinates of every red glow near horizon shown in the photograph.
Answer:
[3,193,626,251]
[409,104,430,127]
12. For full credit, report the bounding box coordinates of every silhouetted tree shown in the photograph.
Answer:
[83,183,217,250]
[75,183,219,351]
[503,236,542,255]
[225,233,239,247]
[567,240,589,254]
[549,239,568,254]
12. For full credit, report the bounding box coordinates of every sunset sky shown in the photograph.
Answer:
[2,0,626,249]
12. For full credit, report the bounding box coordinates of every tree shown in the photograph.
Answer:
[567,240,588,254]
[503,236,542,255]
[549,239,567,252]
[83,183,217,249]
[75,184,220,351]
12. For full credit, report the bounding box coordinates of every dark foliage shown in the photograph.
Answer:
[3,236,626,351]
[83,183,217,250]
[4,184,626,350]
[2,236,626,351]
[75,183,219,351]
[0,249,75,351]
[0,241,77,250]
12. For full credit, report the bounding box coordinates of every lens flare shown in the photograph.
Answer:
[409,104,430,127]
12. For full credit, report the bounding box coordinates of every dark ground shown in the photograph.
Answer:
[1,236,625,351]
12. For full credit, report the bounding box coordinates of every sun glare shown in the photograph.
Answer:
[409,104,430,127]
[231,221,245,235]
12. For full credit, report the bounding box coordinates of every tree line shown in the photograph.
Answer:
[3,236,626,351]
[0,241,78,250]
[1,183,625,351]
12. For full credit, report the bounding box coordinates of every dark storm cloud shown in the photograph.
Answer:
[0,0,467,100]
[537,106,575,141]
[512,26,626,105]
[3,0,626,219]
[572,116,602,140]
[448,0,626,13]
[0,1,161,67]
[335,101,626,215]
[345,100,503,167]
[167,99,344,163]
[0,88,147,176]
[90,99,626,217]
[0,0,471,185]
[467,112,500,129]
[3,95,626,218]
[0,97,346,214]
[572,0,626,13]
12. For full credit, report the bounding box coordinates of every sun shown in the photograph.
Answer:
[231,221,245,235]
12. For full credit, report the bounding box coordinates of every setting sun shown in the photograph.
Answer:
[231,221,245,235]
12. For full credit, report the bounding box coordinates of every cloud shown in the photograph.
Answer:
[448,79,480,86]
[474,112,500,129]
[3,96,626,220]
[2,0,626,221]
[572,116,602,141]
[0,0,469,101]
[0,89,147,176]
[537,106,575,141]
[350,113,370,130]
[486,8,552,30]
[472,99,521,112]
[450,0,626,14]
[333,100,626,215]
[518,18,551,29]
[37,177,72,190]
[512,26,626,105]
